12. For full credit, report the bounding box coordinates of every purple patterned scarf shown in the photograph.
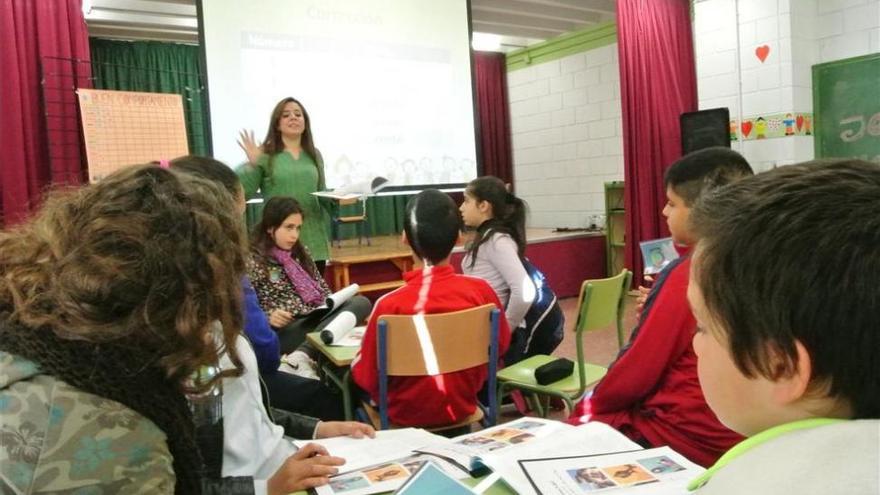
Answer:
[270,247,325,306]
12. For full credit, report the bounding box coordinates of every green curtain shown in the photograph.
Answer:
[89,38,209,155]
[244,194,412,241]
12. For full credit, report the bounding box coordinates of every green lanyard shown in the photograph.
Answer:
[687,418,845,491]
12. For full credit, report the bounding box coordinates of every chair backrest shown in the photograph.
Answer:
[378,304,497,376]
[375,304,501,429]
[570,269,632,396]
[573,269,632,334]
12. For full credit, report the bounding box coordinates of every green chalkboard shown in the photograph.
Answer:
[813,53,880,162]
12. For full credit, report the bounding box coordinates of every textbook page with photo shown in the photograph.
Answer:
[414,417,573,473]
[639,238,679,276]
[475,422,644,495]
[519,446,704,495]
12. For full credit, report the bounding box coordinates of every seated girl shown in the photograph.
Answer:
[248,196,370,378]
[0,165,246,492]
[459,176,565,364]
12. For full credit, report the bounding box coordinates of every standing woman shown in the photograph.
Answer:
[238,97,332,272]
[459,176,565,364]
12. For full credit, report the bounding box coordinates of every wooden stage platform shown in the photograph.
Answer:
[327,228,607,299]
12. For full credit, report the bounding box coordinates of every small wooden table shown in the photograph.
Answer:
[329,246,414,293]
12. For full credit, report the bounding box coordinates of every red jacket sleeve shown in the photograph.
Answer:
[588,261,695,414]
[351,300,386,397]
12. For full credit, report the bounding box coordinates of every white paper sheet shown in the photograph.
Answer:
[518,445,704,495]
[294,428,444,473]
[478,422,643,495]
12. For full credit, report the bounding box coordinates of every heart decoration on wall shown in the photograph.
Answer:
[755,45,770,63]
[741,121,753,138]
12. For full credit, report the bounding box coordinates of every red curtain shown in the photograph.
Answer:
[616,0,697,286]
[473,51,513,185]
[0,0,90,226]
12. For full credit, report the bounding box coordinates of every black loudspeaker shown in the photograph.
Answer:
[680,108,731,155]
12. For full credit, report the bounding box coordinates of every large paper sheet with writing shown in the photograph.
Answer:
[78,89,189,182]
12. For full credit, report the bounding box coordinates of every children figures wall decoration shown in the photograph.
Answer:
[733,113,813,141]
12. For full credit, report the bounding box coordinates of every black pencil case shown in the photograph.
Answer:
[534,358,574,385]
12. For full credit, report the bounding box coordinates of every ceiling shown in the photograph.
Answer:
[84,0,617,51]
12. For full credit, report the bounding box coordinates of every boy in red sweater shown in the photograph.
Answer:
[351,189,511,428]
[569,147,752,467]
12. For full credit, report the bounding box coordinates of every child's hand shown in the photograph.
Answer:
[269,309,293,328]
[315,421,376,439]
[635,275,654,317]
[267,443,345,495]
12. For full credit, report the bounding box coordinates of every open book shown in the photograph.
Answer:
[303,429,468,495]
[312,176,390,200]
[301,419,703,495]
[414,418,574,474]
[418,421,652,495]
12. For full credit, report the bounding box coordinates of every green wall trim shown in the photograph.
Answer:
[506,22,617,72]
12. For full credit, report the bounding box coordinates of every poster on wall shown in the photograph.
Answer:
[78,89,189,182]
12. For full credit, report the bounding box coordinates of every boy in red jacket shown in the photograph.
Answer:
[569,147,752,467]
[352,189,511,428]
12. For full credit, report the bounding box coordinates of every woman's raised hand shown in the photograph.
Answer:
[237,129,264,165]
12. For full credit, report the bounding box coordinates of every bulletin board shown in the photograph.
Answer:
[78,89,189,182]
[812,53,880,162]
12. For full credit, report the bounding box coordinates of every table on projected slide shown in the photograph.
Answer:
[307,332,359,421]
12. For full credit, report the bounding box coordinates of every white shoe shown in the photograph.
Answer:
[283,351,320,380]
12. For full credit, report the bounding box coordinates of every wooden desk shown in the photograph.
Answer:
[329,240,414,293]
[307,332,359,420]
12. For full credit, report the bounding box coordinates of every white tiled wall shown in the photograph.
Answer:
[693,0,879,172]
[817,0,880,62]
[508,44,624,228]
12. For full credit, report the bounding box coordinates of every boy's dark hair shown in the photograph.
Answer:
[404,189,461,264]
[170,155,241,197]
[690,159,880,418]
[664,147,753,205]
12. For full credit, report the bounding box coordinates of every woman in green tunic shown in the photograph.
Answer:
[238,97,332,271]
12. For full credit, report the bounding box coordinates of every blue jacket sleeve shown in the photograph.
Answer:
[242,277,281,373]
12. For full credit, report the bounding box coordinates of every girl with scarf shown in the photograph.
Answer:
[248,196,370,378]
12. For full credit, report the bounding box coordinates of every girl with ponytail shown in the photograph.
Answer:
[460,176,564,364]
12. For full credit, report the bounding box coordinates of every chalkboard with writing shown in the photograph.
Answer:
[813,53,880,162]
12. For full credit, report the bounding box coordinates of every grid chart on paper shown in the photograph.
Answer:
[78,89,189,182]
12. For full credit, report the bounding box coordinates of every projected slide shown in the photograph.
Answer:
[201,0,478,191]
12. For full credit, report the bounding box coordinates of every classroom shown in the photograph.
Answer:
[1,1,878,494]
